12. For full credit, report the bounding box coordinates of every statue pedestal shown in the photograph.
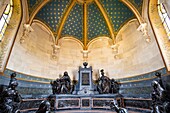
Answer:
[73,62,98,95]
[48,94,122,110]
[77,88,98,95]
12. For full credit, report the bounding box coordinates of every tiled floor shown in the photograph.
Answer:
[26,110,143,113]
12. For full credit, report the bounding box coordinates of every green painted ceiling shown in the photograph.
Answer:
[27,0,143,42]
[88,3,110,40]
[62,3,83,40]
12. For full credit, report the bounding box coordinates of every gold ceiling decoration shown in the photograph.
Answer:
[26,0,144,51]
[77,0,94,4]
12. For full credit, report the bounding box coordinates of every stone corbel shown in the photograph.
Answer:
[51,44,60,59]
[20,24,34,43]
[137,23,151,43]
[81,50,90,62]
[111,44,119,54]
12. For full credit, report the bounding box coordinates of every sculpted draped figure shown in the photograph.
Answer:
[60,71,72,94]
[97,69,120,94]
[50,71,74,94]
[151,72,170,113]
[0,73,22,113]
[97,69,111,94]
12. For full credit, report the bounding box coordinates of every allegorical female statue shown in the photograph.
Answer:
[97,69,111,94]
[50,71,74,94]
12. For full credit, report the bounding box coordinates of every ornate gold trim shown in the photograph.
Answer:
[120,0,144,24]
[55,0,77,44]
[94,0,115,43]
[83,3,88,50]
[28,0,50,25]
[77,0,93,4]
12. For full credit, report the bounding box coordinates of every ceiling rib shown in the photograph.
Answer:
[120,0,144,24]
[28,0,50,25]
[94,0,115,44]
[27,0,144,48]
[83,3,88,50]
[55,0,77,45]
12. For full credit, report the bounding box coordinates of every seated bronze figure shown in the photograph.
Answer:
[50,71,74,94]
[97,69,120,94]
[97,69,111,94]
[0,73,22,113]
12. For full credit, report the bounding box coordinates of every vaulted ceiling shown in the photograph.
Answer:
[27,0,143,44]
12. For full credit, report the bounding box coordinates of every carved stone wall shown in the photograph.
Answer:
[6,19,165,79]
[6,0,165,79]
[0,0,22,72]
[88,20,164,79]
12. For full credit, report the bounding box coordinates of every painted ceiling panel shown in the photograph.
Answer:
[27,0,143,43]
[27,0,44,15]
[100,0,135,33]
[35,0,70,31]
[129,0,143,14]
[28,0,37,8]
[61,4,83,40]
[88,2,110,41]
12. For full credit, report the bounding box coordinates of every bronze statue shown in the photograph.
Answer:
[9,72,17,87]
[50,78,62,94]
[0,80,22,113]
[97,69,120,94]
[155,72,164,89]
[110,100,128,113]
[151,81,164,113]
[36,100,50,113]
[60,71,71,94]
[50,71,74,94]
[151,72,170,113]
[97,69,111,94]
[111,78,120,94]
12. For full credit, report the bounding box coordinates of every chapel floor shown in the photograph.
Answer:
[55,110,142,113]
